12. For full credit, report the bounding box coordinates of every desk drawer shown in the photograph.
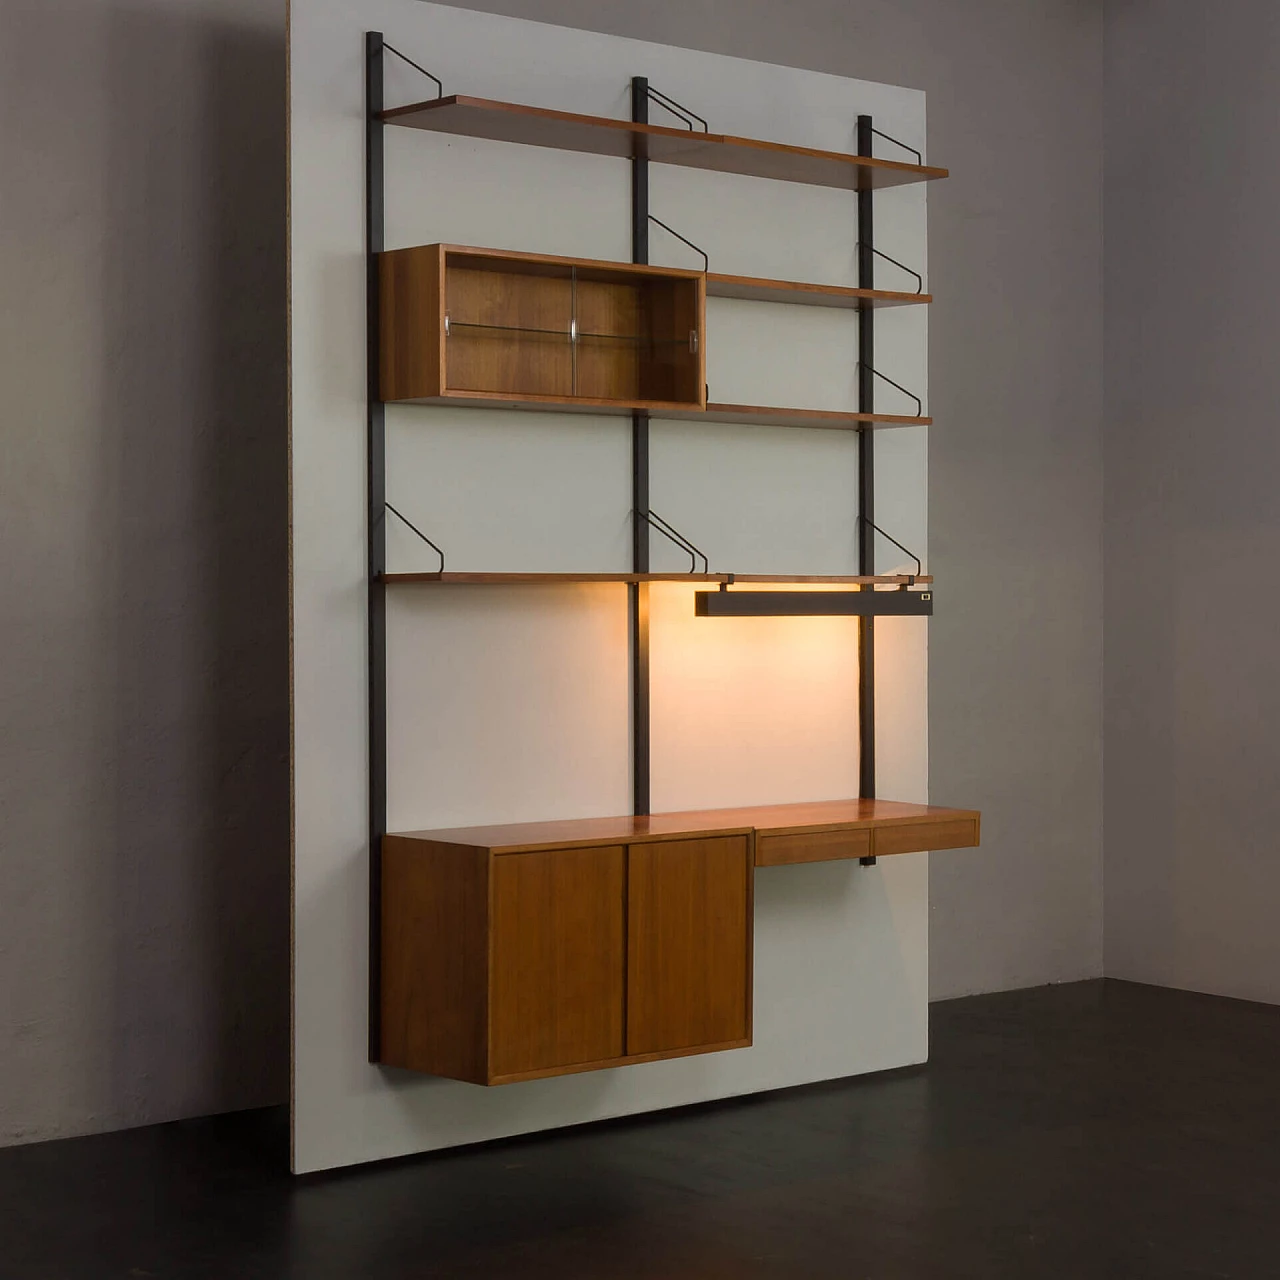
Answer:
[873,818,979,857]
[755,827,872,866]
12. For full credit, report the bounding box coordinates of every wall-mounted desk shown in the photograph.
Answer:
[379,799,979,1085]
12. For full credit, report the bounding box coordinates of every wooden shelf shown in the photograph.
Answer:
[387,391,929,428]
[380,571,931,586]
[390,797,978,858]
[381,96,947,191]
[674,402,930,429]
[707,273,931,309]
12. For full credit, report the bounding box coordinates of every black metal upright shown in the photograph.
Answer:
[856,114,876,802]
[366,31,387,1062]
[630,77,651,817]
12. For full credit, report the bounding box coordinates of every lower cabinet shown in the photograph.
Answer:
[380,833,753,1084]
[379,798,978,1083]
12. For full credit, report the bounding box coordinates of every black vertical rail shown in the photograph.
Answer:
[856,114,876,807]
[630,76,651,817]
[366,31,387,1061]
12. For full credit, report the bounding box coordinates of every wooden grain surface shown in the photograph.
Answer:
[667,402,932,429]
[873,817,980,858]
[393,797,981,855]
[486,1036,752,1086]
[441,244,704,280]
[575,277,642,401]
[634,276,704,405]
[379,245,444,401]
[381,96,948,191]
[379,802,977,1087]
[445,262,573,398]
[378,837,489,1082]
[393,389,711,413]
[384,391,929,426]
[755,826,873,867]
[380,245,707,408]
[490,846,626,1078]
[627,836,752,1056]
[707,272,932,309]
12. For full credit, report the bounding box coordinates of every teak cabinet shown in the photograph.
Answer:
[379,799,978,1084]
[380,833,751,1085]
[379,244,706,412]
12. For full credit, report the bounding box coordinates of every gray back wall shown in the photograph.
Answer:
[1104,0,1280,1002]
[0,0,289,1144]
[0,0,1103,1144]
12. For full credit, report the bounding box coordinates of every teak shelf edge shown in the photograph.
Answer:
[391,797,980,856]
[380,95,948,191]
[389,391,930,428]
[706,272,931,309]
[678,403,930,428]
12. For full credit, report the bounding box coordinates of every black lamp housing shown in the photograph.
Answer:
[694,588,933,617]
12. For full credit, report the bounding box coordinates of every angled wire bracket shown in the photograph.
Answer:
[382,42,444,100]
[636,510,710,574]
[854,242,924,294]
[857,362,924,417]
[648,216,709,272]
[859,516,923,583]
[868,125,922,165]
[385,502,446,573]
[645,86,709,132]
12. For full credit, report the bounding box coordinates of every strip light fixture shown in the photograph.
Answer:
[694,588,933,617]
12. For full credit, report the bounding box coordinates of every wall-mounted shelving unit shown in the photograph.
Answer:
[364,33,978,1085]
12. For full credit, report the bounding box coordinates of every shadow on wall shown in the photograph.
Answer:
[98,2,290,1128]
[0,0,288,1142]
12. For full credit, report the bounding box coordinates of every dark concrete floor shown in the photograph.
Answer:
[3,979,1279,1279]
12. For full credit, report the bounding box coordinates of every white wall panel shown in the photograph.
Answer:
[290,0,931,1173]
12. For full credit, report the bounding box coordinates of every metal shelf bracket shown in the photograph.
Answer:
[385,502,446,574]
[645,85,709,132]
[635,509,711,575]
[648,215,709,272]
[382,41,444,100]
[855,362,925,418]
[853,242,925,295]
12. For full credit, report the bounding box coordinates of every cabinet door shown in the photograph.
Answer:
[627,836,752,1056]
[489,846,626,1079]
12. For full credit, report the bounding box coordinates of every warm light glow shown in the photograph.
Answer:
[648,583,862,811]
